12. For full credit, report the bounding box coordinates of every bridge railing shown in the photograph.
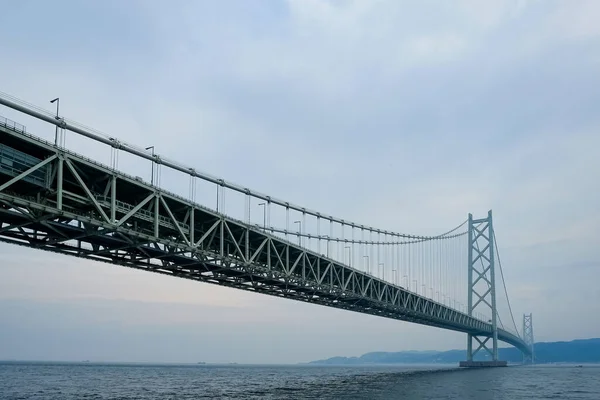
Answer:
[0,115,26,134]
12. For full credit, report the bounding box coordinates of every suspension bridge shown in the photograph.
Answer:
[0,92,534,367]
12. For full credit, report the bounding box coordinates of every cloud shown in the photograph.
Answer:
[545,0,600,39]
[0,0,599,362]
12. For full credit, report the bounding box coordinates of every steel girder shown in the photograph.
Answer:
[0,123,529,353]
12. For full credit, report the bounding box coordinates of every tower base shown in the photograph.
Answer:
[459,360,508,368]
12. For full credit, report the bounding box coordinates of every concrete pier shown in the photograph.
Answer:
[459,360,508,368]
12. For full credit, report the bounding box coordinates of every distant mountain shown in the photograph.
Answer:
[308,338,600,365]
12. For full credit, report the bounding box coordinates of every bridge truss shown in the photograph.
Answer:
[0,93,532,358]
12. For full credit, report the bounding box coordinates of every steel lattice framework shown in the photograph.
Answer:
[467,212,500,361]
[0,110,532,357]
[523,313,535,363]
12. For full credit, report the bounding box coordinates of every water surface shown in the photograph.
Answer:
[1,362,597,399]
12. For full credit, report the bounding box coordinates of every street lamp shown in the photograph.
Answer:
[323,235,330,257]
[294,220,301,245]
[258,202,266,229]
[379,262,384,280]
[363,255,370,274]
[50,97,59,146]
[345,246,352,267]
[403,275,408,288]
[145,146,155,185]
[392,269,397,285]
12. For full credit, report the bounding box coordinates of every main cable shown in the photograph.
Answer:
[494,230,521,338]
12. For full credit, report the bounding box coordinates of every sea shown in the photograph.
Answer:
[0,362,598,399]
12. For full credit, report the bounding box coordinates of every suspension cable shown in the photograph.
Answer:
[494,230,520,338]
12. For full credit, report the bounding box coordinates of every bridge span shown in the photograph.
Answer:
[0,93,533,363]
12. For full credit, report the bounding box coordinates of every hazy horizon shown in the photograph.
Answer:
[1,294,596,365]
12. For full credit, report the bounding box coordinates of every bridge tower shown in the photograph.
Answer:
[460,210,506,367]
[522,313,535,364]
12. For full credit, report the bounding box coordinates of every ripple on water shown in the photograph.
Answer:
[1,363,599,400]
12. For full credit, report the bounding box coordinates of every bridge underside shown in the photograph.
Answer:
[0,122,530,355]
[0,199,487,333]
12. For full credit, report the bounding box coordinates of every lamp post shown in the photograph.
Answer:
[145,146,155,185]
[258,202,266,229]
[345,246,352,267]
[294,220,301,246]
[379,262,384,280]
[50,97,59,146]
[403,275,408,288]
[392,269,397,285]
[323,235,330,257]
[363,255,370,274]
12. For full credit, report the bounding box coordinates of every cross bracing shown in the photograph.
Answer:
[523,314,535,363]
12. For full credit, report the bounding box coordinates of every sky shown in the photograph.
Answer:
[0,0,599,364]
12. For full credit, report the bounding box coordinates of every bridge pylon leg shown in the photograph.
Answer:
[522,313,535,364]
[460,211,507,368]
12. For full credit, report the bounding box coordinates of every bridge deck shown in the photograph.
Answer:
[0,120,528,354]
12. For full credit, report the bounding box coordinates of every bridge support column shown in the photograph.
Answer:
[461,210,505,367]
[522,313,535,364]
